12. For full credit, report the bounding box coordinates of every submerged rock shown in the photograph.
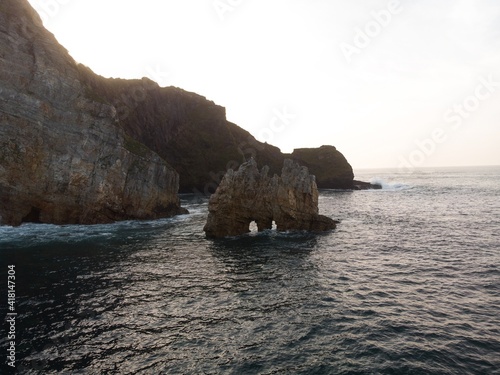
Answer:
[353,180,382,190]
[204,159,337,238]
[0,0,187,226]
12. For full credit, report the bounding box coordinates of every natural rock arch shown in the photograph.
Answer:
[203,159,337,238]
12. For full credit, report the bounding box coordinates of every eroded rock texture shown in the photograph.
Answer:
[204,159,337,238]
[0,0,186,226]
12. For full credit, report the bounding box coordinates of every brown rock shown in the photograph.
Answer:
[204,159,337,238]
[0,0,186,226]
[288,145,355,189]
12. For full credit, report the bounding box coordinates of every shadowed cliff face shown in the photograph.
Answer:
[77,71,286,194]
[0,0,186,226]
[78,71,361,194]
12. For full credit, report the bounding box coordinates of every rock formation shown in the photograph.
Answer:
[289,146,382,190]
[79,70,373,193]
[5,1,369,196]
[78,70,285,193]
[353,180,382,190]
[1,0,377,228]
[0,0,186,226]
[204,159,337,238]
[288,146,355,189]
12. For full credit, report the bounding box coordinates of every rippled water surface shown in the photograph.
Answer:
[1,166,499,374]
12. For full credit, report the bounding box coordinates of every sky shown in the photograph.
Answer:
[27,0,500,170]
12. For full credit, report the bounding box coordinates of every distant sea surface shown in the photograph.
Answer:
[1,166,499,374]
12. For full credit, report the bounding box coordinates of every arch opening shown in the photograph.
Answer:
[249,220,258,233]
[22,207,41,223]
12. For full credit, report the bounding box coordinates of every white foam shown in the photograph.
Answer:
[0,213,195,248]
[369,178,410,191]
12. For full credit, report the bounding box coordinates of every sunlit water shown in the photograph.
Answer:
[1,166,499,374]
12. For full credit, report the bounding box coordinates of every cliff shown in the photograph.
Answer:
[19,3,361,195]
[78,71,367,193]
[77,70,286,193]
[0,0,186,226]
[1,0,372,228]
[204,159,337,238]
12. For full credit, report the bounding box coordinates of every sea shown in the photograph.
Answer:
[1,166,499,374]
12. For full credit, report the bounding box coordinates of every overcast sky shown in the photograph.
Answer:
[28,0,500,169]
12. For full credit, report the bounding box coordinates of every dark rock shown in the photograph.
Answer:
[77,71,286,194]
[288,145,355,189]
[353,180,382,190]
[78,71,366,193]
[204,159,337,238]
[77,70,363,194]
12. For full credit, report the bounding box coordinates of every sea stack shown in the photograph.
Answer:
[204,159,337,238]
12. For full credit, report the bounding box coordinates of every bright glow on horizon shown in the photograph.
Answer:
[27,0,500,169]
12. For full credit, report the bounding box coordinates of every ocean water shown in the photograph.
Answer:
[1,166,499,374]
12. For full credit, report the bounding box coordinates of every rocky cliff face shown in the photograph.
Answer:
[79,71,365,193]
[1,0,370,228]
[78,71,286,194]
[204,159,337,238]
[24,9,357,195]
[0,0,186,226]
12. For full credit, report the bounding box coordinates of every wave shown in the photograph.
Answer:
[0,214,191,249]
[369,178,411,191]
